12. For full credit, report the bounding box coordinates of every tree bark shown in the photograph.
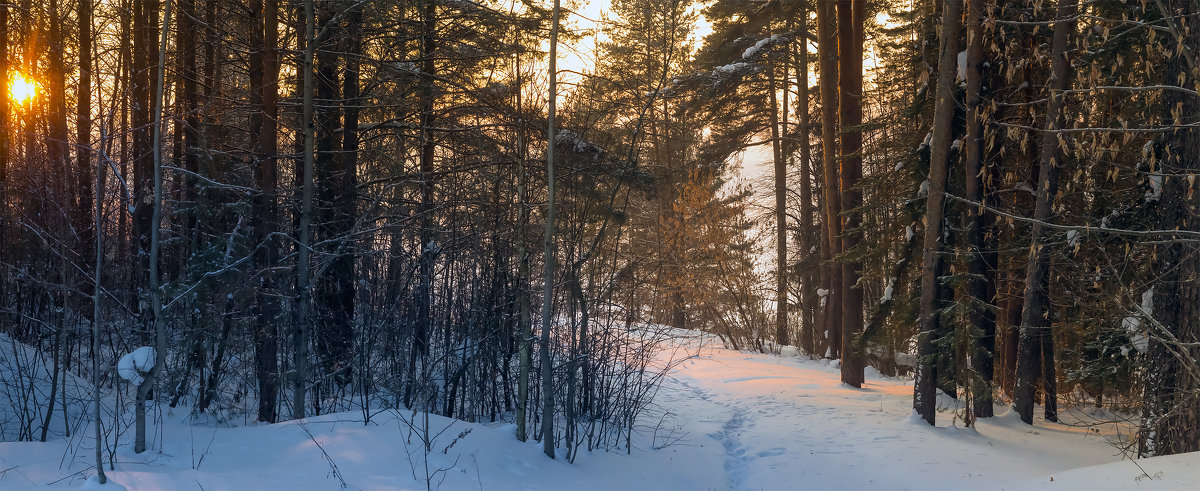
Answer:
[76,0,94,300]
[48,1,71,232]
[409,0,438,408]
[769,57,789,347]
[998,265,1022,397]
[92,117,107,486]
[0,2,7,286]
[1140,0,1200,457]
[963,0,996,418]
[250,0,280,423]
[314,1,355,389]
[136,0,172,454]
[541,0,561,459]
[335,3,361,387]
[295,0,317,420]
[837,0,865,388]
[131,0,156,312]
[514,54,533,442]
[817,0,841,360]
[914,0,962,426]
[796,11,817,357]
[1014,0,1076,426]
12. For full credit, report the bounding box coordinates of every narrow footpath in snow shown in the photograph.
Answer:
[653,342,1142,490]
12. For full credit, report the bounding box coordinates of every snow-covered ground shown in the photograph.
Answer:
[1,335,1195,490]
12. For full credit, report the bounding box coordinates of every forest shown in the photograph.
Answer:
[0,0,1197,487]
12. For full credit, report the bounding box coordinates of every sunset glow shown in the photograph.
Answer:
[8,73,38,105]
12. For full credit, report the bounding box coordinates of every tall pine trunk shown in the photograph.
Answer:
[1014,0,1076,425]
[76,0,94,301]
[294,0,317,420]
[817,0,841,359]
[337,3,362,385]
[250,0,280,423]
[0,2,7,296]
[914,0,962,425]
[769,57,789,347]
[1140,0,1200,457]
[131,0,155,314]
[409,0,438,408]
[45,0,71,442]
[314,1,355,389]
[540,0,561,459]
[837,0,865,387]
[963,0,996,418]
[796,18,818,356]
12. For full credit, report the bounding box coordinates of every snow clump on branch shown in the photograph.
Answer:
[118,346,156,387]
[742,35,781,60]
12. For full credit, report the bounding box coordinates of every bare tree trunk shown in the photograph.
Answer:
[1140,0,1200,458]
[962,0,996,418]
[76,0,94,300]
[540,0,561,459]
[796,8,817,357]
[250,0,280,423]
[171,0,192,274]
[1014,0,1076,426]
[131,0,156,313]
[136,0,172,454]
[93,122,108,486]
[914,0,962,426]
[817,0,841,360]
[514,54,533,442]
[769,51,789,347]
[837,0,865,388]
[314,1,355,389]
[43,0,71,444]
[42,262,64,443]
[815,215,831,354]
[130,0,155,447]
[294,0,316,420]
[409,0,437,408]
[998,245,1024,397]
[338,4,362,385]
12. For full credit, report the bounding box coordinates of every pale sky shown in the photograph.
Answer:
[558,0,714,79]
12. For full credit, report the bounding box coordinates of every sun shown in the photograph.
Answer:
[9,73,38,105]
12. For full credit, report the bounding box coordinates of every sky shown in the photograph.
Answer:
[558,0,714,85]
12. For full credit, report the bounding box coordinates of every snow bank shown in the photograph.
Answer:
[1016,452,1199,490]
[4,333,1195,490]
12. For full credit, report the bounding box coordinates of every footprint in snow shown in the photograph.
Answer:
[712,409,750,489]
